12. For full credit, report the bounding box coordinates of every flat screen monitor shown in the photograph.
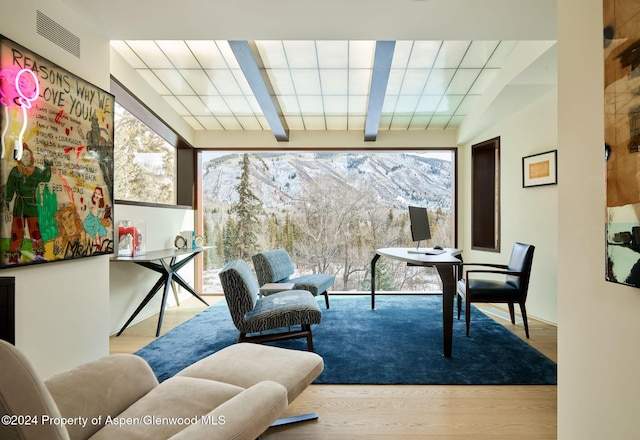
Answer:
[409,205,431,243]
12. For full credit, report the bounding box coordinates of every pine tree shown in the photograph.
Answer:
[230,153,266,259]
[113,104,175,204]
[222,216,239,262]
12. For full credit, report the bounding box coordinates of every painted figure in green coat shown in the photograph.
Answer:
[4,143,53,264]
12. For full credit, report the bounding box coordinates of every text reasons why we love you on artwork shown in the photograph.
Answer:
[0,35,114,268]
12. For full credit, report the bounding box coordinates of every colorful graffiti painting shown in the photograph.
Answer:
[0,35,114,268]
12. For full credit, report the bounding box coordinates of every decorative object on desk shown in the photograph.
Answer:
[603,2,640,288]
[522,150,557,188]
[194,234,205,247]
[118,219,145,257]
[135,295,556,385]
[173,234,187,249]
[0,35,115,268]
[180,230,195,248]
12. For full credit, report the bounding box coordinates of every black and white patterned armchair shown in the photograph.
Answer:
[219,259,322,351]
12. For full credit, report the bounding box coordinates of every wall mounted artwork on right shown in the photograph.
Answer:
[522,150,557,188]
[604,0,640,287]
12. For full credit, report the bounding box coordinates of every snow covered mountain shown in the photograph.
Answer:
[202,151,452,211]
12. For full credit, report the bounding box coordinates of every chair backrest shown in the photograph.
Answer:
[252,249,295,285]
[219,259,261,331]
[506,242,535,296]
[0,340,69,440]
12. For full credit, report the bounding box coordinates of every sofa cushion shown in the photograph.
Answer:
[90,377,244,440]
[167,381,287,440]
[288,273,335,296]
[242,289,322,333]
[252,249,295,285]
[177,343,324,403]
[46,354,159,440]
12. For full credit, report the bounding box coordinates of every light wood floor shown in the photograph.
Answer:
[110,295,557,440]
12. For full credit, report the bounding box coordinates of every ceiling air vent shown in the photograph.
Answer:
[36,10,80,58]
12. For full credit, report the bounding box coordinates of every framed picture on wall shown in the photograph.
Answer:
[0,35,114,268]
[522,150,558,188]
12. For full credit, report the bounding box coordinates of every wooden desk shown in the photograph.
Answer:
[370,247,462,357]
[111,246,213,336]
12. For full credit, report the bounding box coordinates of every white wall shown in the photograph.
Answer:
[459,89,558,324]
[0,0,199,375]
[0,0,112,377]
[558,0,640,438]
[110,204,195,335]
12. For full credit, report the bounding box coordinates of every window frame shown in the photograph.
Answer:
[196,147,459,294]
[471,137,501,252]
[110,76,194,208]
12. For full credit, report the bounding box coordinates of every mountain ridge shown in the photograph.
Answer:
[202,151,452,211]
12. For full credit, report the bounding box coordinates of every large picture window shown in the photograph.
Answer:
[199,150,456,294]
[113,103,176,205]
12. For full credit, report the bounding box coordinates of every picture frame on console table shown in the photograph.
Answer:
[0,35,115,268]
[522,150,557,188]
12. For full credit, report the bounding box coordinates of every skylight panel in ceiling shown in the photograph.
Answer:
[204,96,232,114]
[406,41,440,68]
[177,96,210,115]
[181,70,217,95]
[153,69,194,95]
[126,41,172,68]
[207,69,244,95]
[433,41,469,68]
[111,40,146,68]
[195,116,222,130]
[163,95,190,116]
[283,41,318,68]
[320,69,348,95]
[186,41,229,69]
[460,41,499,68]
[110,38,520,135]
[447,69,481,94]
[317,41,349,68]
[156,40,200,69]
[136,69,171,95]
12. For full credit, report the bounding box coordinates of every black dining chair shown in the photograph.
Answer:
[456,242,535,338]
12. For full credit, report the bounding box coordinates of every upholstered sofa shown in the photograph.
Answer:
[0,340,323,440]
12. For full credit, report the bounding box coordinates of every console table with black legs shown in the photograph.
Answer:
[370,247,462,357]
[111,246,213,337]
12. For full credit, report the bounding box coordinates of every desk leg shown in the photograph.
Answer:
[170,272,209,306]
[116,275,166,336]
[155,260,176,337]
[167,254,210,307]
[370,253,380,310]
[171,281,180,306]
[437,264,456,358]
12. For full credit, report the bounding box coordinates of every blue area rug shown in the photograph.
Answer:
[135,295,557,385]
